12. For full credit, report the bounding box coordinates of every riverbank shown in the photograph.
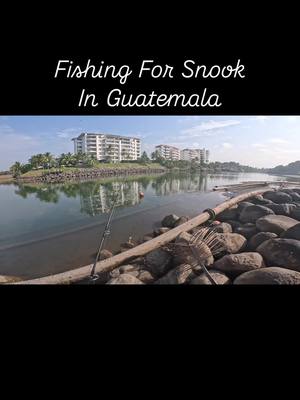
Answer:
[89,187,300,285]
[16,163,166,183]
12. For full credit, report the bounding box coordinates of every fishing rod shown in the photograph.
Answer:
[90,192,119,281]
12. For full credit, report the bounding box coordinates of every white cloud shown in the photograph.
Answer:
[181,119,240,137]
[222,142,233,149]
[56,127,81,139]
[268,138,289,144]
[0,123,14,134]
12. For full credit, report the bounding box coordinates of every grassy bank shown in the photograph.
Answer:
[20,163,163,178]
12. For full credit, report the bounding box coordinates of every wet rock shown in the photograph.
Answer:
[153,227,170,236]
[190,270,231,285]
[216,233,247,254]
[234,267,300,285]
[173,216,190,227]
[161,214,179,228]
[291,208,300,221]
[248,195,274,206]
[213,252,265,278]
[257,238,300,271]
[155,264,196,284]
[119,265,139,274]
[237,201,253,215]
[99,249,113,260]
[218,205,238,222]
[143,235,153,242]
[280,223,300,240]
[256,214,299,235]
[0,275,23,284]
[290,192,300,202]
[264,203,296,216]
[120,240,137,252]
[145,248,172,277]
[239,205,274,224]
[107,274,144,284]
[248,232,278,250]
[137,270,156,283]
[212,222,232,233]
[263,191,293,204]
[234,223,257,239]
[226,220,243,230]
[109,268,121,279]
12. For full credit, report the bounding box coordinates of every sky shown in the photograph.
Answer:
[0,115,299,170]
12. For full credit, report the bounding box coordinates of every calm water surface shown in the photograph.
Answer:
[0,172,284,278]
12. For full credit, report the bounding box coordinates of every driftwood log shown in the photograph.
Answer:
[13,188,272,284]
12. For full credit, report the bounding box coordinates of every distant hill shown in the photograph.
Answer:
[208,161,261,173]
[265,160,300,175]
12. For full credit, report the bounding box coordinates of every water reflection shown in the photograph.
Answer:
[12,172,260,216]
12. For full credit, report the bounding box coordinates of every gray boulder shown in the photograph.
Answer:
[161,214,179,228]
[237,201,253,215]
[107,274,144,284]
[290,192,300,202]
[143,234,153,242]
[145,248,172,277]
[291,208,300,221]
[263,191,293,204]
[173,216,190,227]
[281,223,300,240]
[153,227,170,236]
[211,222,232,233]
[216,233,247,254]
[119,264,139,274]
[218,205,238,222]
[234,267,300,285]
[234,223,257,239]
[249,195,274,205]
[213,252,265,278]
[248,232,278,250]
[137,270,156,283]
[190,270,231,285]
[264,203,296,216]
[239,204,274,224]
[257,238,300,271]
[226,220,243,230]
[256,214,299,235]
[99,249,113,260]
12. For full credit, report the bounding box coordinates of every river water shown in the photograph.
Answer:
[0,172,283,279]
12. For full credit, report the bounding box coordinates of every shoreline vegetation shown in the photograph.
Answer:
[1,151,300,185]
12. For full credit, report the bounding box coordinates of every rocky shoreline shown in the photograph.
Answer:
[17,167,166,183]
[94,188,300,285]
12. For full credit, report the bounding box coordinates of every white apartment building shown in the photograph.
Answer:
[155,145,180,161]
[72,133,141,162]
[180,148,210,163]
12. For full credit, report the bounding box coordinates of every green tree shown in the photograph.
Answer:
[140,151,150,164]
[10,161,23,177]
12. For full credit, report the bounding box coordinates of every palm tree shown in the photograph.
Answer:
[10,161,23,177]
[43,152,55,169]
